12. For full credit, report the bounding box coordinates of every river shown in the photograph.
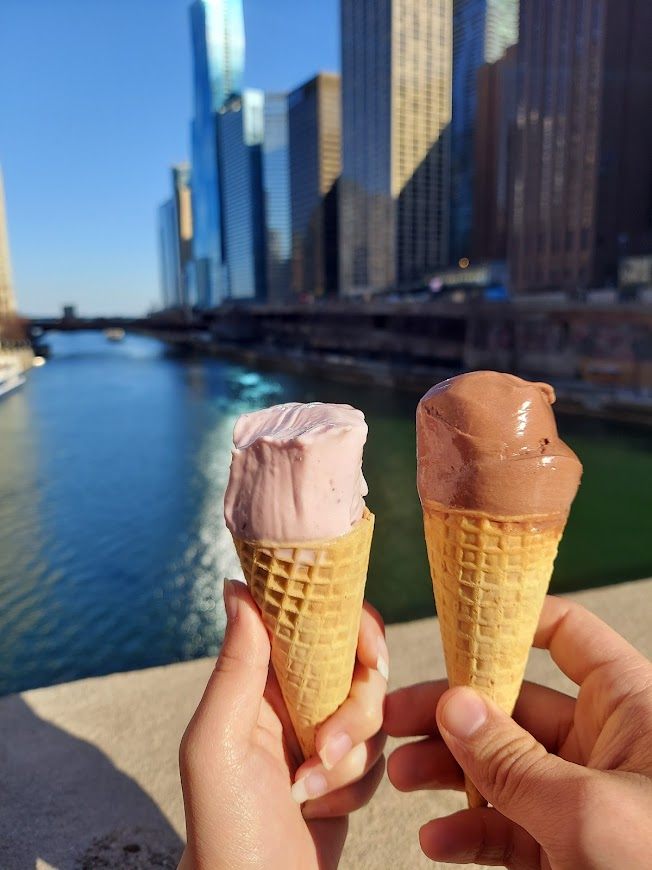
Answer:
[0,331,650,696]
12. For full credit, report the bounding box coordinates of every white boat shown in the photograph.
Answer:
[0,358,26,399]
[104,328,126,342]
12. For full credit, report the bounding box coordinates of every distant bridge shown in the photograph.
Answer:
[27,315,207,334]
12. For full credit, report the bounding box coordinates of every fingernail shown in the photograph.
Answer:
[319,731,353,770]
[439,688,487,740]
[376,634,390,681]
[223,579,239,622]
[291,770,328,804]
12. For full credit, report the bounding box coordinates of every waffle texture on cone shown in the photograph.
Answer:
[233,508,374,758]
[423,503,566,807]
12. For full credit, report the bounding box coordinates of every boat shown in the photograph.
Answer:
[0,358,26,399]
[104,328,126,342]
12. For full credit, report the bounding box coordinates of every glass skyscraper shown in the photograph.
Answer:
[450,0,518,264]
[158,164,194,308]
[158,199,178,309]
[218,90,266,301]
[189,0,245,307]
[339,0,452,296]
[262,94,291,303]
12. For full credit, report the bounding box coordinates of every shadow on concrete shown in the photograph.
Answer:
[0,696,184,869]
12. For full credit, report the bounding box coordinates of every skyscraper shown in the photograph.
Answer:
[510,0,652,294]
[158,164,194,308]
[450,0,518,265]
[189,0,245,307]
[263,94,291,303]
[218,90,266,301]
[158,199,178,309]
[0,167,16,318]
[289,73,341,297]
[473,44,518,262]
[339,0,452,297]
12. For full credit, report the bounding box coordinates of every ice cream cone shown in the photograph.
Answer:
[232,508,375,759]
[422,500,567,808]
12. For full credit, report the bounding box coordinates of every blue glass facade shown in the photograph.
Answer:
[189,0,245,307]
[218,90,266,301]
[451,0,518,263]
[158,198,179,308]
[262,93,291,302]
[158,165,194,308]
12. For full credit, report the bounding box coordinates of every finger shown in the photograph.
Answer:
[261,663,304,768]
[534,596,645,685]
[512,682,575,753]
[388,737,463,792]
[420,808,540,868]
[315,658,386,770]
[436,686,588,842]
[385,679,575,751]
[292,730,386,804]
[356,601,389,678]
[385,679,451,737]
[302,755,386,820]
[188,580,270,746]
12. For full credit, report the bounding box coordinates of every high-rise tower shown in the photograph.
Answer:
[510,0,652,293]
[189,0,245,307]
[0,167,16,318]
[339,0,452,296]
[450,0,518,265]
[289,73,341,297]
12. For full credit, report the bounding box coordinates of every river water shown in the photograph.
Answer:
[0,332,650,696]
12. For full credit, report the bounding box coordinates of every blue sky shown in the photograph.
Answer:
[0,0,339,316]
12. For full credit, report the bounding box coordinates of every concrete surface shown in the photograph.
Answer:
[1,578,651,870]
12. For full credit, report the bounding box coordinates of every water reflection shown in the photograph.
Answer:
[0,331,650,696]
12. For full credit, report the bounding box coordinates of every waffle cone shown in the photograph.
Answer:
[232,508,374,759]
[422,501,566,808]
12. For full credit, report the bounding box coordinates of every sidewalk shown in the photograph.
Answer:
[1,577,651,869]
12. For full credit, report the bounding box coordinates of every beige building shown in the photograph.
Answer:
[289,73,341,297]
[339,0,452,296]
[0,166,16,318]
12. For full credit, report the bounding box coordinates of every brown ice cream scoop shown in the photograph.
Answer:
[417,371,583,809]
[417,371,582,518]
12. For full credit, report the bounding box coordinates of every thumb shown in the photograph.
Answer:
[436,687,586,839]
[191,579,271,744]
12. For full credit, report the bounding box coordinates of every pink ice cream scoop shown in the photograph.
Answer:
[224,402,368,541]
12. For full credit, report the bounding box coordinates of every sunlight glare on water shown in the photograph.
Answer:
[0,331,650,696]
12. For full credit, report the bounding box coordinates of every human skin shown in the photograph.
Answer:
[178,579,388,870]
[385,596,652,869]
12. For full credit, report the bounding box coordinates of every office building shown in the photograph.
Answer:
[158,164,194,308]
[510,0,652,294]
[189,0,245,307]
[262,93,291,302]
[339,0,452,296]
[0,167,15,318]
[289,73,341,297]
[450,0,518,265]
[158,199,178,308]
[218,90,266,300]
[472,44,517,262]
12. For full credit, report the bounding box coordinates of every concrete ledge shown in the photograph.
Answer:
[2,578,651,870]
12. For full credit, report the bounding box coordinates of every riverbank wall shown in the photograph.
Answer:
[143,299,652,423]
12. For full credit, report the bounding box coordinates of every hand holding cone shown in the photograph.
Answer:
[224,402,373,759]
[417,373,582,807]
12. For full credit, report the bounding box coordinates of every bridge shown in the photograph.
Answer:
[28,315,198,333]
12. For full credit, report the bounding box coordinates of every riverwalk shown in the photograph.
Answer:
[2,577,650,869]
